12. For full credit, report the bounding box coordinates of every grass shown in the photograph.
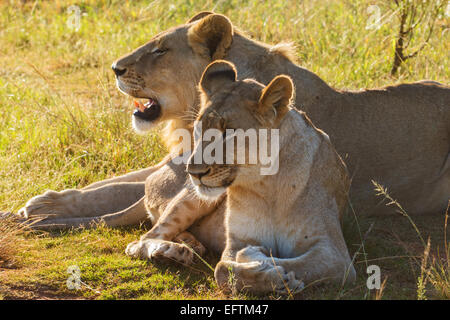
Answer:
[0,223,224,299]
[0,0,448,299]
[371,182,449,300]
[0,214,31,269]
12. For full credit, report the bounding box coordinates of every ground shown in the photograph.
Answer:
[0,0,448,300]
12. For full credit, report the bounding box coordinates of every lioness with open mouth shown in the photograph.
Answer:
[186,60,355,295]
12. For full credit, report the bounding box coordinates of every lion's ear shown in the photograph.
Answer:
[200,60,237,96]
[187,11,214,23]
[258,75,293,123]
[187,14,233,60]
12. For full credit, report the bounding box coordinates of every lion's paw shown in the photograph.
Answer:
[18,189,81,219]
[125,239,194,265]
[0,211,27,223]
[273,270,304,295]
[236,246,270,263]
[256,262,304,294]
[125,240,142,257]
[174,232,206,257]
[215,260,304,296]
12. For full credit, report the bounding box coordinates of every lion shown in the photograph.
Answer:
[184,60,355,294]
[18,12,449,246]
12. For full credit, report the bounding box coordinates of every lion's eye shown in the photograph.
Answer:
[152,48,167,56]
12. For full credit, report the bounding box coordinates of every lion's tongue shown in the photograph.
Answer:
[133,99,156,112]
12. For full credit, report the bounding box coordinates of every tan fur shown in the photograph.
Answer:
[18,12,449,264]
[187,61,355,295]
[269,43,298,63]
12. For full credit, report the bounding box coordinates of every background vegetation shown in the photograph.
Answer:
[0,0,448,299]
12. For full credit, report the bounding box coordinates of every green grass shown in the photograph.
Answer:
[0,0,448,299]
[1,224,224,300]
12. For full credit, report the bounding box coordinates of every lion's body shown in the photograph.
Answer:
[216,109,355,293]
[19,13,449,264]
[307,82,450,215]
[181,62,355,294]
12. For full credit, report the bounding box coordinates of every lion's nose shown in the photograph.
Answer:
[111,63,127,77]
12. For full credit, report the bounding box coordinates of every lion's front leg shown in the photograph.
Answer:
[26,196,149,230]
[18,182,145,219]
[18,156,172,219]
[140,187,218,242]
[126,188,215,264]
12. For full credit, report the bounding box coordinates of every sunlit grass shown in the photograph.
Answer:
[0,0,448,299]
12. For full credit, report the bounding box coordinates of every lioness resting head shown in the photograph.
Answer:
[187,61,356,295]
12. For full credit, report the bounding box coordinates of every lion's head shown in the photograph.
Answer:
[111,12,233,136]
[186,61,293,200]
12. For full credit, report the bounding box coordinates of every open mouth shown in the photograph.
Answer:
[133,98,161,122]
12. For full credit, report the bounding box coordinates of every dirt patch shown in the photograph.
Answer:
[0,282,86,300]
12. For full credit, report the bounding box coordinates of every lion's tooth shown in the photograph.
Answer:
[145,98,155,107]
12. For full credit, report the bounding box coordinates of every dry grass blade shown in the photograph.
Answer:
[417,237,431,299]
[375,277,388,300]
[372,180,425,246]
[0,213,37,267]
[425,203,450,299]
[373,181,450,299]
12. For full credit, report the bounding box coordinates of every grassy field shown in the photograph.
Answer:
[0,0,448,300]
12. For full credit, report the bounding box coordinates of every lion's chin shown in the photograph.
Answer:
[194,185,227,202]
[131,115,159,134]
